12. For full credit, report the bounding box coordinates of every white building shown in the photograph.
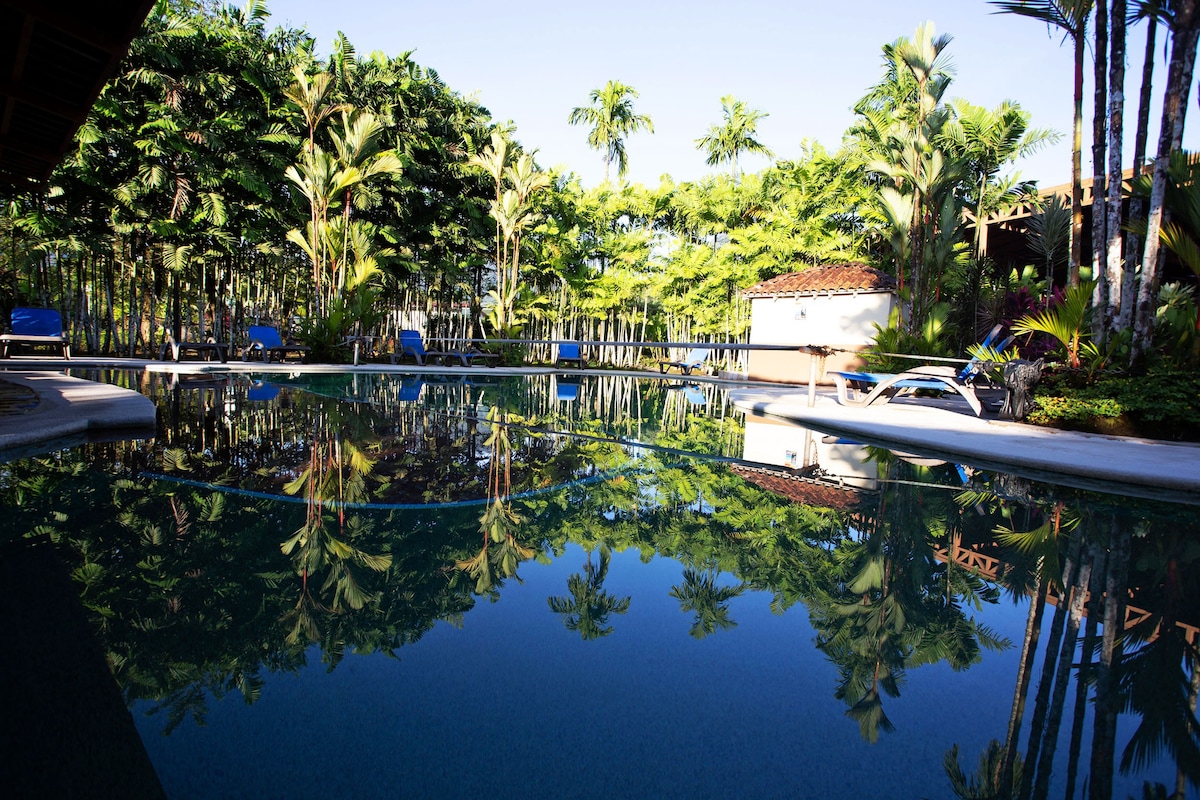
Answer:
[741,263,898,384]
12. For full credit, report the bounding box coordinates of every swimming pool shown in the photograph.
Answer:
[2,370,1195,798]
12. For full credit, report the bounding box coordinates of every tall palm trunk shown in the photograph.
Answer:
[1033,542,1092,799]
[1000,563,1049,790]
[1119,3,1159,331]
[1104,0,1128,342]
[1133,0,1200,364]
[1027,544,1094,800]
[1092,0,1110,324]
[1088,520,1131,800]
[1071,23,1087,286]
[1065,545,1106,800]
[1018,523,1083,800]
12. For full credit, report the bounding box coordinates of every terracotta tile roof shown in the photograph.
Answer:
[730,464,869,511]
[742,263,897,298]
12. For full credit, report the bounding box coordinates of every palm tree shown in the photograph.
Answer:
[568,80,654,182]
[1117,1,1165,334]
[1026,194,1072,285]
[1098,0,1127,342]
[852,22,961,330]
[695,95,774,183]
[942,98,1057,259]
[991,0,1095,287]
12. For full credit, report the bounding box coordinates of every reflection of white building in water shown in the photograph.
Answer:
[736,413,878,508]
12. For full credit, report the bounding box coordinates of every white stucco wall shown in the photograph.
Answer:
[744,290,897,383]
[747,290,895,346]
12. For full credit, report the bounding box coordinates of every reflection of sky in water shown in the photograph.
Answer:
[132,541,1163,800]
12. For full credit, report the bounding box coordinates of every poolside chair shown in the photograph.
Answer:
[827,325,1011,417]
[390,329,453,366]
[389,330,499,367]
[159,329,230,363]
[455,346,500,368]
[658,346,710,375]
[242,325,309,363]
[398,377,424,402]
[555,342,587,369]
[0,307,70,359]
[665,382,707,406]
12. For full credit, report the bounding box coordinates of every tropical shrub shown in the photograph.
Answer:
[1011,282,1099,371]
[1154,283,1198,367]
[863,303,954,373]
[1027,368,1200,441]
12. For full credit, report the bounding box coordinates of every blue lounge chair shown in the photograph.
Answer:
[0,307,70,359]
[658,346,710,375]
[242,325,309,363]
[398,377,424,401]
[247,380,280,402]
[555,342,587,369]
[389,330,498,367]
[390,330,437,365]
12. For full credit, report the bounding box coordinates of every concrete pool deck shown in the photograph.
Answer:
[0,369,157,454]
[2,358,1198,500]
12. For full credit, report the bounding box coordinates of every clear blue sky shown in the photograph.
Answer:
[266,0,1197,189]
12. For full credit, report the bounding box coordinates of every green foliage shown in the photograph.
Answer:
[1153,283,1198,367]
[1028,368,1200,440]
[298,304,353,363]
[1011,282,1096,369]
[944,740,1023,799]
[1025,194,1071,283]
[864,303,954,372]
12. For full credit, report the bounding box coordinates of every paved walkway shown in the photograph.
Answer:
[729,386,1200,501]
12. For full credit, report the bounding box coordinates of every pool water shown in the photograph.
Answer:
[2,371,1195,799]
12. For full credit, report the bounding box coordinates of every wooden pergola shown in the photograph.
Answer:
[963,168,1139,271]
[0,0,156,187]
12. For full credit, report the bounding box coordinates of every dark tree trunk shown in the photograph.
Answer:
[1133,0,1200,364]
[1092,0,1110,331]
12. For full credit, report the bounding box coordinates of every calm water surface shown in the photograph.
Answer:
[2,370,1196,799]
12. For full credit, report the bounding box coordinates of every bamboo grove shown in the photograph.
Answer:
[1,1,1198,370]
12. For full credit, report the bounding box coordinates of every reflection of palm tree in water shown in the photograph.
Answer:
[456,407,536,593]
[548,548,631,640]
[948,492,1200,798]
[815,457,1012,745]
[670,567,745,639]
[280,428,392,643]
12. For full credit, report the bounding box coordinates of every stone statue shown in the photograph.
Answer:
[1000,358,1044,421]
